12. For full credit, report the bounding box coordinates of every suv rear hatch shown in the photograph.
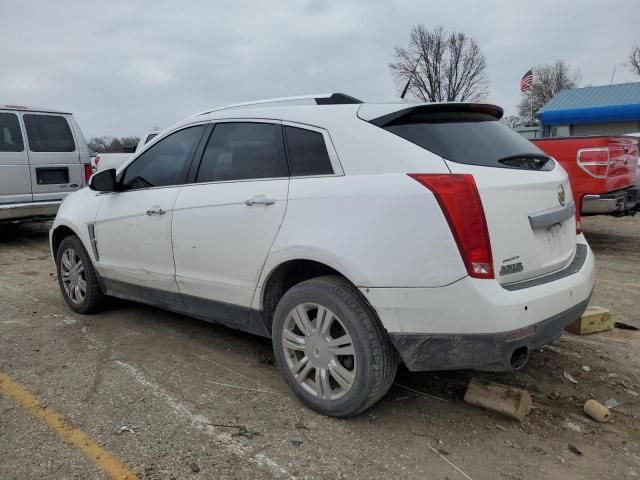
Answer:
[364,104,577,285]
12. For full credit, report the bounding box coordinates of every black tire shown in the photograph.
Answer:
[55,235,105,314]
[272,275,397,417]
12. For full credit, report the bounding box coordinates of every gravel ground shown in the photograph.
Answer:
[0,215,638,480]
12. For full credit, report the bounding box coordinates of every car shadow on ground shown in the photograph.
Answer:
[0,222,50,245]
[583,230,640,254]
[100,295,490,408]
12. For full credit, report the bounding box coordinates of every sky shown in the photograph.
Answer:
[2,0,639,138]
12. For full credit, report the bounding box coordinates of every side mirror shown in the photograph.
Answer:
[89,168,117,192]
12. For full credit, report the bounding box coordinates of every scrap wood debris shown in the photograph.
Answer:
[464,377,532,422]
[118,425,139,434]
[563,371,578,384]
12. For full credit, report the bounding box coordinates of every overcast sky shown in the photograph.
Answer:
[2,0,638,138]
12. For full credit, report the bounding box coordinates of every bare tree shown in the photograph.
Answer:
[87,136,111,153]
[389,25,489,102]
[501,115,522,129]
[628,46,640,78]
[88,136,140,153]
[517,60,579,126]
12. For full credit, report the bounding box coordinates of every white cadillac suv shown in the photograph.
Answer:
[50,93,594,417]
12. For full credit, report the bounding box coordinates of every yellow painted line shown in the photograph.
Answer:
[0,371,138,480]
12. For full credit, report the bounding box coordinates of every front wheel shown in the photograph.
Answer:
[56,235,104,314]
[272,276,397,417]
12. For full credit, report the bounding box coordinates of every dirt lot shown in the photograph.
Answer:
[0,216,639,480]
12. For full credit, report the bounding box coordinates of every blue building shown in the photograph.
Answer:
[538,82,640,137]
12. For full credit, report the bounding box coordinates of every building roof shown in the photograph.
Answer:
[539,82,640,126]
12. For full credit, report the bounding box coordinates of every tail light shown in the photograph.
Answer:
[577,148,609,178]
[83,163,93,183]
[408,173,494,279]
[94,155,101,168]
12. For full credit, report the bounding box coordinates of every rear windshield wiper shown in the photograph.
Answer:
[498,154,552,171]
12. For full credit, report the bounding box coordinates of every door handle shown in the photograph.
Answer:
[245,195,275,206]
[146,207,166,216]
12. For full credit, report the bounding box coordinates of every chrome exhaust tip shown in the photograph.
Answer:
[509,346,529,370]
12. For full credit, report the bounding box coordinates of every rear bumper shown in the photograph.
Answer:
[0,201,61,222]
[360,239,594,372]
[389,297,589,372]
[582,187,639,215]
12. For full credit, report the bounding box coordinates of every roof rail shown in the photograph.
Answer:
[1,104,72,115]
[194,92,362,116]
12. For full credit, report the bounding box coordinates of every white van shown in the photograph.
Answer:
[0,105,92,223]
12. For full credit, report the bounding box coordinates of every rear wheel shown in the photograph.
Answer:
[56,235,104,314]
[272,275,397,417]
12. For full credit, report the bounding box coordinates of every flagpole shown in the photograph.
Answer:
[530,66,534,126]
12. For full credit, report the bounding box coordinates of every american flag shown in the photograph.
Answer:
[520,69,533,92]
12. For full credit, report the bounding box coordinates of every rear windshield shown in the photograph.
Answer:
[383,111,552,170]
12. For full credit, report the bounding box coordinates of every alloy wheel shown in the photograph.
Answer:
[281,303,357,400]
[60,247,87,305]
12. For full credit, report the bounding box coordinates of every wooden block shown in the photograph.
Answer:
[565,306,613,335]
[584,399,611,422]
[463,377,532,422]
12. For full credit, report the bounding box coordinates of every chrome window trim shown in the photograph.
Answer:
[180,176,290,189]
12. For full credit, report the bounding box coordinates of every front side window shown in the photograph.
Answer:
[145,133,158,144]
[196,122,288,183]
[23,114,75,152]
[285,126,333,176]
[120,125,205,190]
[0,113,24,152]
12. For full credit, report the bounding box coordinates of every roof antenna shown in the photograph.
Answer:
[609,65,616,86]
[400,53,423,100]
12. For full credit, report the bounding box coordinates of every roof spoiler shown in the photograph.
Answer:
[368,103,504,127]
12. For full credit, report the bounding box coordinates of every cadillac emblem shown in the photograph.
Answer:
[558,184,566,206]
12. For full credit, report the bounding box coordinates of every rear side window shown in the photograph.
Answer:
[0,113,24,152]
[285,126,333,176]
[196,122,288,182]
[383,111,552,170]
[121,125,205,190]
[23,114,75,152]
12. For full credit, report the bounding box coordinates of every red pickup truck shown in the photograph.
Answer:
[532,136,639,223]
